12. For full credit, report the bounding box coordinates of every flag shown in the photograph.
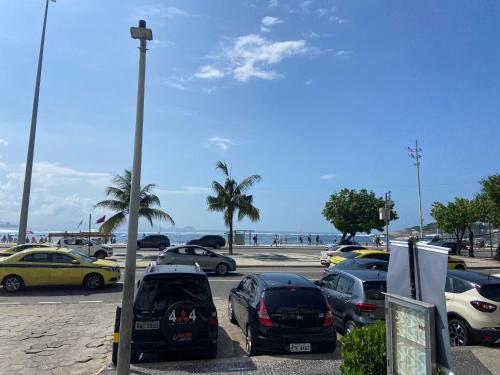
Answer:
[77,219,83,229]
[95,215,106,224]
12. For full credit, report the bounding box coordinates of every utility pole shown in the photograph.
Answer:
[407,140,424,239]
[385,192,393,252]
[18,0,54,245]
[116,20,152,375]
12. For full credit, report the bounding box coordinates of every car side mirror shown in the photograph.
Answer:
[72,260,80,265]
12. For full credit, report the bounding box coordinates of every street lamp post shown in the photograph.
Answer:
[385,192,393,252]
[116,20,152,375]
[18,0,53,245]
[407,140,424,239]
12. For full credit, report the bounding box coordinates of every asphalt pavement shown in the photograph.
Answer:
[0,267,325,305]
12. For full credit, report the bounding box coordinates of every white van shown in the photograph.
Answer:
[57,238,113,259]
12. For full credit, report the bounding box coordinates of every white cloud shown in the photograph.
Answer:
[157,186,212,195]
[300,0,313,12]
[137,5,189,18]
[0,139,8,147]
[268,0,278,8]
[320,173,337,180]
[332,16,347,24]
[207,136,235,151]
[305,79,313,85]
[164,79,187,91]
[202,87,217,94]
[261,16,283,32]
[194,65,225,80]
[335,50,352,57]
[207,34,308,82]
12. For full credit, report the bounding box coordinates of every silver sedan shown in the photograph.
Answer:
[156,245,237,275]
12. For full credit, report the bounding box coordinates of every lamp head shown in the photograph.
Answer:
[130,20,153,40]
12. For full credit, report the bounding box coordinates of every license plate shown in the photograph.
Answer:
[174,331,193,341]
[290,343,311,352]
[135,321,159,330]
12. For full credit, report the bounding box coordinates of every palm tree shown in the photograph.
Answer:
[207,161,261,255]
[95,169,174,234]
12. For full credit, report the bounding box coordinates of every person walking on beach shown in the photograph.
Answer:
[272,235,278,247]
[1,235,6,243]
[307,234,312,245]
[316,234,320,245]
[299,235,303,245]
[253,234,258,246]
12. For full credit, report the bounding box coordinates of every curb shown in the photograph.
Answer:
[120,264,323,270]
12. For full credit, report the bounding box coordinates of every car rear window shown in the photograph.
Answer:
[478,284,500,302]
[364,281,387,301]
[135,277,212,314]
[264,288,325,311]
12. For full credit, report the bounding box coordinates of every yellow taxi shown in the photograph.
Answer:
[329,249,468,270]
[329,249,390,267]
[0,247,120,292]
[0,243,50,257]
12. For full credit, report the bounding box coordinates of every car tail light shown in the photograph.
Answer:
[323,300,333,327]
[210,310,218,326]
[356,303,377,312]
[258,295,273,328]
[471,300,497,313]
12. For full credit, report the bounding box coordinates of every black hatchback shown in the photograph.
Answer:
[137,234,171,250]
[228,273,336,356]
[187,235,226,249]
[112,264,218,363]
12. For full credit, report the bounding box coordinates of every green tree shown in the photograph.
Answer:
[431,198,480,256]
[479,174,500,257]
[322,188,398,243]
[207,162,261,255]
[94,169,174,234]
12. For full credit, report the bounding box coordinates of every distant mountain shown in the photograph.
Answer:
[0,221,16,229]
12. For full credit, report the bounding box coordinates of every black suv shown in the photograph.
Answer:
[137,234,170,250]
[112,264,218,364]
[187,235,226,249]
[228,273,336,356]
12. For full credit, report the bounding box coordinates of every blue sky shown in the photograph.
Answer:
[0,0,499,232]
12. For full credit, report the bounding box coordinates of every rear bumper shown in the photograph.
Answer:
[254,328,336,353]
[132,336,217,353]
[470,327,500,345]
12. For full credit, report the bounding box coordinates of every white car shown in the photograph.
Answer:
[320,245,367,265]
[57,238,113,259]
[445,270,500,346]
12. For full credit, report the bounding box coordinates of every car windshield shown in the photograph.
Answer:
[134,277,212,314]
[69,250,96,263]
[264,288,325,312]
[364,281,387,300]
[478,284,500,302]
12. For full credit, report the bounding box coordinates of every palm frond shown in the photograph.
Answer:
[216,161,230,177]
[139,207,175,226]
[207,195,227,211]
[237,174,262,193]
[237,195,260,222]
[99,212,126,234]
[94,199,127,212]
[140,193,161,208]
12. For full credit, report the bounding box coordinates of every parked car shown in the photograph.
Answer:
[447,256,467,270]
[315,269,386,334]
[137,234,170,250]
[187,235,226,249]
[0,247,120,292]
[323,258,389,274]
[0,243,50,257]
[112,264,218,364]
[228,272,336,356]
[57,238,113,259]
[328,250,390,267]
[446,270,500,346]
[320,245,368,265]
[157,245,236,275]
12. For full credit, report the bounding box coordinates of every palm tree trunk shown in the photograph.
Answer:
[468,230,474,258]
[228,220,233,255]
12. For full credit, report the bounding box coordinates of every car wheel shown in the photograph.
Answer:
[245,326,258,356]
[228,299,237,324]
[449,318,470,346]
[130,351,141,363]
[216,263,229,276]
[84,273,104,290]
[158,243,167,251]
[2,275,24,292]
[95,251,106,260]
[345,320,357,334]
[454,264,465,270]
